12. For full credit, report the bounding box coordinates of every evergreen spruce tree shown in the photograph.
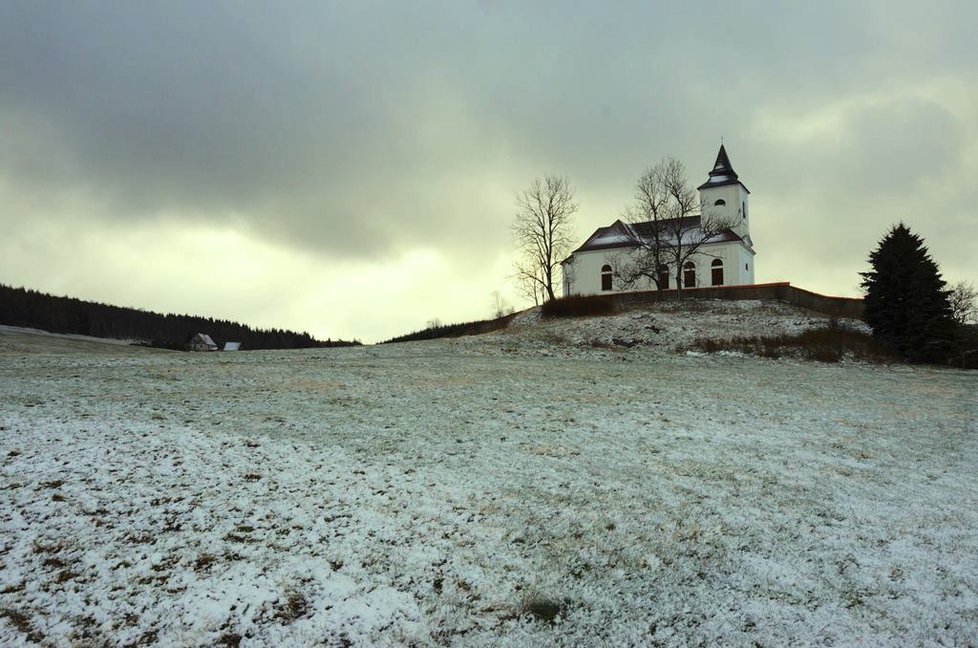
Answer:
[860,223,956,363]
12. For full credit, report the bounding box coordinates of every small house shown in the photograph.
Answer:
[188,333,219,352]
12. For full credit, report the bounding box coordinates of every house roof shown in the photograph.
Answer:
[712,144,737,177]
[191,333,217,347]
[563,216,746,261]
[696,144,750,193]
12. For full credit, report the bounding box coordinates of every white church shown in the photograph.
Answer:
[561,145,756,296]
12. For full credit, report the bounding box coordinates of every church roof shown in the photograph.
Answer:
[712,144,737,177]
[696,144,750,192]
[564,216,745,259]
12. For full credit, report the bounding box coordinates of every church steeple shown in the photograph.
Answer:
[697,144,748,192]
[696,144,752,243]
[710,144,737,180]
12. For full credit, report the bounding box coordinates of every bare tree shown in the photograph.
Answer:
[490,290,514,318]
[513,175,578,302]
[949,280,977,325]
[514,258,548,306]
[614,161,673,292]
[617,157,738,298]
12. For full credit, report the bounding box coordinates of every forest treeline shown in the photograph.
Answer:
[381,313,516,344]
[0,284,360,350]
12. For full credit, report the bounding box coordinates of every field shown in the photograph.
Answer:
[1,304,977,646]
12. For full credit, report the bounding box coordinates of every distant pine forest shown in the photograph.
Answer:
[0,284,360,351]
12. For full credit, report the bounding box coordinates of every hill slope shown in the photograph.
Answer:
[0,283,358,350]
[1,323,975,645]
[454,298,871,356]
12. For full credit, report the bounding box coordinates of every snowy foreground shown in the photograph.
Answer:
[1,302,977,646]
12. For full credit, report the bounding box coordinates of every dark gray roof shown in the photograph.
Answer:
[567,216,745,256]
[696,144,750,193]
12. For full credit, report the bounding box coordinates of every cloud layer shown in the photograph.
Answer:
[2,2,976,341]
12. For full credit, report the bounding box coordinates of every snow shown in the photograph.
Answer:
[0,325,141,348]
[508,299,871,352]
[593,233,632,245]
[1,302,976,645]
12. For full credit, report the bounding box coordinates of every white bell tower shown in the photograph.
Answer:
[697,144,752,246]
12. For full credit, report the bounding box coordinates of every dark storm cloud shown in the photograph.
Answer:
[0,6,840,198]
[1,3,408,251]
[832,99,966,194]
[1,1,976,273]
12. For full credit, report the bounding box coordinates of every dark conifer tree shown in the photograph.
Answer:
[0,284,359,350]
[860,223,955,362]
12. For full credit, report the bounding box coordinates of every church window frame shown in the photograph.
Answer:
[657,264,670,290]
[711,259,724,286]
[601,264,613,291]
[683,261,696,288]
[713,199,726,207]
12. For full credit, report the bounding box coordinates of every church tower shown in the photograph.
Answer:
[697,145,752,246]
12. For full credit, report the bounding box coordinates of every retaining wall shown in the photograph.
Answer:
[610,282,865,319]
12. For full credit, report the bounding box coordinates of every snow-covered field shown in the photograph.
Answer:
[2,301,977,646]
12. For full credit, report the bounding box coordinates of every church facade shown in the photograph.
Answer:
[561,146,756,296]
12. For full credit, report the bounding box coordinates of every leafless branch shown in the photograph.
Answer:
[618,157,739,296]
[949,280,977,325]
[512,175,578,302]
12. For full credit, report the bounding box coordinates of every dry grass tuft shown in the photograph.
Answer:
[0,608,44,643]
[689,327,891,363]
[274,589,309,624]
[519,594,567,624]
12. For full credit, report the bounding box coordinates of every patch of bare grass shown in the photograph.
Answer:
[0,608,44,643]
[122,531,156,545]
[516,592,567,624]
[216,632,242,647]
[54,570,80,584]
[688,327,891,363]
[273,588,309,624]
[194,553,217,572]
[31,540,64,555]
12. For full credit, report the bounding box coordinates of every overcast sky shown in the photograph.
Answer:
[2,2,976,343]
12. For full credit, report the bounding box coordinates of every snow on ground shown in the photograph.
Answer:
[503,299,871,353]
[1,302,976,646]
[0,325,144,351]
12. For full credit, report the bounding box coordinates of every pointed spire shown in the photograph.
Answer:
[709,144,738,180]
[697,144,749,192]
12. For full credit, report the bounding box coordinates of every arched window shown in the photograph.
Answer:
[657,264,670,290]
[683,261,696,288]
[713,199,726,207]
[601,264,613,291]
[711,259,724,286]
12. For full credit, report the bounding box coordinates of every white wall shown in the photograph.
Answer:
[563,241,755,296]
[563,159,757,297]
[698,182,751,240]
